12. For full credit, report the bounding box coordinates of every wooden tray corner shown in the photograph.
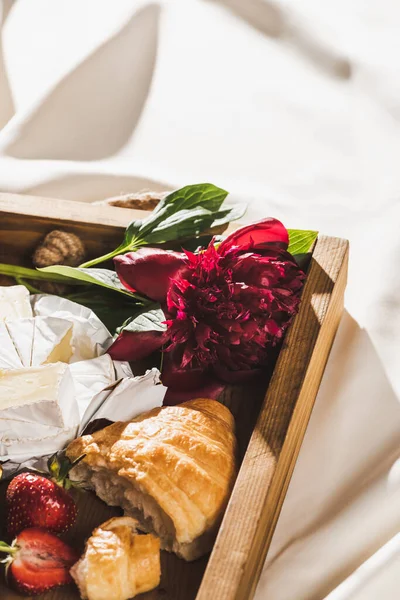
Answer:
[0,195,349,600]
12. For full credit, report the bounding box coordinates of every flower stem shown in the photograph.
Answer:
[79,248,126,269]
[159,347,165,374]
[79,239,143,268]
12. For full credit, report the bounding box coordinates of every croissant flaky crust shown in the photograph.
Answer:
[67,399,237,561]
[71,516,160,600]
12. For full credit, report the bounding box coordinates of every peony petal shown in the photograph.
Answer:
[218,218,289,254]
[162,354,226,405]
[161,353,206,391]
[232,248,304,287]
[114,248,186,302]
[107,329,168,361]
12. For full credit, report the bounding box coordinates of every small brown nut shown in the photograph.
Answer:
[94,190,167,210]
[33,230,86,268]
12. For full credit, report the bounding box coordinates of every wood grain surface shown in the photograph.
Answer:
[197,235,349,600]
[0,195,348,600]
[0,193,147,267]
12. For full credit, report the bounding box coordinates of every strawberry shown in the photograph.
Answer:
[6,454,84,537]
[0,528,78,596]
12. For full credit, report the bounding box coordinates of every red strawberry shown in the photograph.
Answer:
[6,454,84,537]
[0,528,78,596]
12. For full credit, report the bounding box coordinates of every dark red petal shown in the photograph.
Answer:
[161,353,206,391]
[218,218,289,254]
[107,329,169,361]
[232,249,304,288]
[161,352,226,404]
[114,248,186,302]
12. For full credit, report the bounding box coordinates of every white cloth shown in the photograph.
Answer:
[0,1,399,598]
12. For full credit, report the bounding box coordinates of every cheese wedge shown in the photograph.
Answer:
[31,317,73,365]
[0,363,80,428]
[0,285,32,321]
[0,323,23,369]
[0,427,79,463]
[3,317,73,368]
[4,318,35,367]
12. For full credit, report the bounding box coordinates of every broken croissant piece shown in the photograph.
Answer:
[71,516,160,600]
[66,399,237,561]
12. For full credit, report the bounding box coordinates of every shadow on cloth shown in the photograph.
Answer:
[2,3,160,160]
[0,0,16,128]
[255,310,400,600]
[207,0,352,79]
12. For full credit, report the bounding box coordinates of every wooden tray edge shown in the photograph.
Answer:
[196,235,349,600]
[0,192,150,227]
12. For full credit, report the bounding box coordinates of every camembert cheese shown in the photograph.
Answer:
[69,354,116,417]
[0,285,33,321]
[0,323,23,369]
[1,317,73,368]
[0,363,79,428]
[32,317,73,365]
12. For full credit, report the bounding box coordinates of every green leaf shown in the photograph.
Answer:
[144,203,247,245]
[117,306,167,335]
[0,263,84,285]
[287,229,318,255]
[125,183,231,245]
[79,183,246,267]
[66,289,147,334]
[152,182,229,217]
[39,266,143,299]
[209,204,247,229]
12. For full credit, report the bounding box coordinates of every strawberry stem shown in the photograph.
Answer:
[0,541,16,555]
[47,452,86,489]
[0,459,10,480]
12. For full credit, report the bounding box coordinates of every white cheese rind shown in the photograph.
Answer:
[79,368,166,434]
[4,318,35,367]
[0,427,79,463]
[2,316,73,368]
[69,354,116,418]
[0,363,80,428]
[0,285,33,321]
[31,295,111,361]
[0,323,23,369]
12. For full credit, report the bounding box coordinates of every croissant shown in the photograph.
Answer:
[71,517,160,600]
[67,399,237,561]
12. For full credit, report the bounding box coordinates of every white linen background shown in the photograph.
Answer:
[0,1,399,598]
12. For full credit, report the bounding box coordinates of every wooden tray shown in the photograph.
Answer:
[0,193,349,600]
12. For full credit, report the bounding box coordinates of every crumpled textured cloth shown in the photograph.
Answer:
[0,1,399,598]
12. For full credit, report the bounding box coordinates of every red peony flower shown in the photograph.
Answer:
[108,219,306,403]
